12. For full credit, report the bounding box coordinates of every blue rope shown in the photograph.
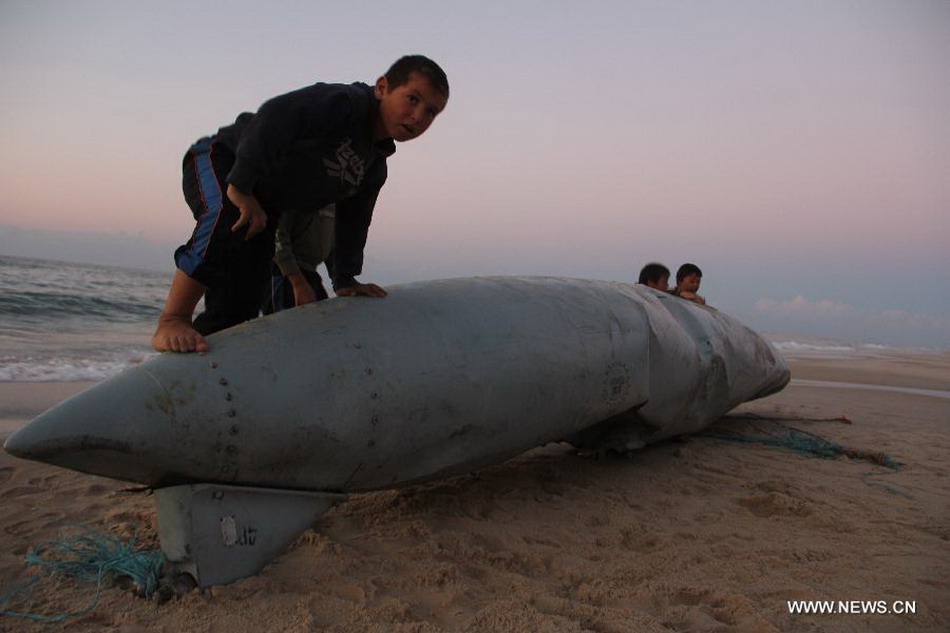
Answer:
[699,425,902,471]
[0,525,164,623]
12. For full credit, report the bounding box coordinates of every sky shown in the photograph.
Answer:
[1,0,948,348]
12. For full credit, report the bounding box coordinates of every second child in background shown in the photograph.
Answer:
[671,263,706,305]
[262,206,335,314]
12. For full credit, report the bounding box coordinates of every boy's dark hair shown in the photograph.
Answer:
[385,55,449,97]
[638,263,670,285]
[676,263,703,283]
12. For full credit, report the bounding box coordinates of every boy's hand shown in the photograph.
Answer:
[227,184,268,239]
[336,283,388,298]
[289,273,318,306]
[679,291,706,305]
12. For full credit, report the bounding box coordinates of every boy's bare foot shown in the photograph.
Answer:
[152,316,209,353]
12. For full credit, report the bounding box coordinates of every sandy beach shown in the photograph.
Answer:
[1,349,947,632]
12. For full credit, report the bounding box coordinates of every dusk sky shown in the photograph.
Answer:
[1,0,948,348]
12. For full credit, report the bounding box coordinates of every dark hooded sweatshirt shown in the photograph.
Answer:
[214,81,395,290]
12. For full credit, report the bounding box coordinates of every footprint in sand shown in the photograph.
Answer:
[1,485,47,498]
[737,492,813,518]
[0,466,14,484]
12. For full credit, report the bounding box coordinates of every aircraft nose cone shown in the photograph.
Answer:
[3,367,176,484]
[3,428,34,459]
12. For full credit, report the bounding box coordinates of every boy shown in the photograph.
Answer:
[671,263,706,305]
[152,55,449,353]
[637,262,670,292]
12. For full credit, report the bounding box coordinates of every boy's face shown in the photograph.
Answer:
[647,275,669,292]
[374,72,448,142]
[680,273,702,293]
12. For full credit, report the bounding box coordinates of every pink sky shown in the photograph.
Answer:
[1,0,948,347]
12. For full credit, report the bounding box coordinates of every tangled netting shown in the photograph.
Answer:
[0,526,164,623]
[699,422,902,471]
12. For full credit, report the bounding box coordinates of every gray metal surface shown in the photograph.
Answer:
[156,484,344,586]
[4,276,789,585]
[5,276,788,491]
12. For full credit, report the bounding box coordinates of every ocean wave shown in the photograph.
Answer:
[0,352,156,382]
[0,254,167,321]
[769,339,943,358]
[0,255,166,381]
[772,341,858,353]
[0,290,161,322]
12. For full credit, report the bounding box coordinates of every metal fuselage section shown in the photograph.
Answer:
[4,276,789,586]
[5,277,789,490]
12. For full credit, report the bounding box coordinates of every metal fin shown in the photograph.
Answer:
[155,484,345,586]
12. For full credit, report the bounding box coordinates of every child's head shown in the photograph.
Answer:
[676,263,703,292]
[374,55,449,142]
[385,55,450,97]
[638,263,670,292]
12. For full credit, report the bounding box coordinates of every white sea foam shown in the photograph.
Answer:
[764,335,943,359]
[0,353,156,382]
[772,341,856,353]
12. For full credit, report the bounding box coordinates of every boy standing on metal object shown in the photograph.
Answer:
[152,55,449,353]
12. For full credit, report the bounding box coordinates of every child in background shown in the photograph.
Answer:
[262,206,335,313]
[671,263,706,305]
[637,262,670,292]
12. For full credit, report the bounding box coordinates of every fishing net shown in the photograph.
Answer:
[699,415,902,471]
[0,525,164,623]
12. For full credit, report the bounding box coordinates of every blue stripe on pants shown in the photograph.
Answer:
[178,137,224,276]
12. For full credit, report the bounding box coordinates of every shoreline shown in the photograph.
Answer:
[0,380,98,435]
[789,379,950,400]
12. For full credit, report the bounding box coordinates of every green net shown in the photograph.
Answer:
[699,419,902,471]
[0,525,164,623]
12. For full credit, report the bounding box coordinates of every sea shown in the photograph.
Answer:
[0,254,168,381]
[0,253,943,383]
